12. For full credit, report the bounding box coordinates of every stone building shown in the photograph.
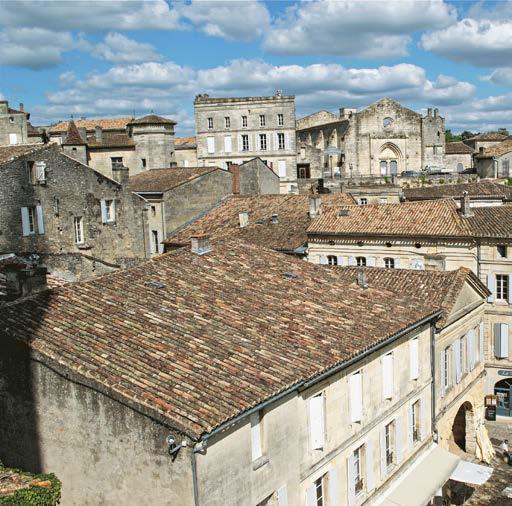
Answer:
[0,143,150,280]
[463,132,509,154]
[474,139,512,178]
[445,141,474,173]
[194,92,297,193]
[175,136,198,167]
[0,100,29,145]
[306,199,512,411]
[1,238,484,506]
[50,115,177,178]
[296,98,446,179]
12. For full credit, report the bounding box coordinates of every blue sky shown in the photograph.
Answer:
[2,0,512,135]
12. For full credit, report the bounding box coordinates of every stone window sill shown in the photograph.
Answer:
[252,455,269,471]
[77,244,92,250]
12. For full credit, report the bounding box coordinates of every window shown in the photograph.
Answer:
[356,257,366,267]
[9,133,17,145]
[502,160,510,177]
[141,158,147,169]
[278,133,285,150]
[385,421,395,468]
[207,136,215,154]
[411,401,420,443]
[111,157,123,168]
[496,274,509,301]
[314,475,326,506]
[382,352,394,399]
[409,337,419,380]
[20,206,36,236]
[380,197,387,204]
[498,245,507,258]
[383,117,393,128]
[250,411,263,462]
[259,134,267,150]
[277,160,286,177]
[151,230,159,254]
[384,258,395,269]
[350,371,363,423]
[101,199,115,224]
[242,115,248,128]
[353,445,365,495]
[242,134,249,151]
[278,113,284,126]
[327,255,337,266]
[151,205,156,217]
[309,393,325,450]
[207,117,213,129]
[225,116,230,128]
[259,114,266,127]
[359,198,368,205]
[9,116,14,124]
[74,216,84,244]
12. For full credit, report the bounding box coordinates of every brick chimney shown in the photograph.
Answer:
[95,126,103,143]
[112,164,129,186]
[191,233,210,255]
[309,195,321,219]
[228,163,240,195]
[4,264,48,301]
[460,191,473,217]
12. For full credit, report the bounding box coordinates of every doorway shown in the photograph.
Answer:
[495,378,512,416]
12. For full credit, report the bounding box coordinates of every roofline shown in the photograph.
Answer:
[0,143,51,166]
[307,231,476,243]
[198,309,442,444]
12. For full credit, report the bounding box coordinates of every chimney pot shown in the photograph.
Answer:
[239,211,249,228]
[112,164,129,186]
[460,190,473,217]
[191,233,211,255]
[357,270,368,289]
[228,163,240,195]
[95,126,103,143]
[309,195,322,219]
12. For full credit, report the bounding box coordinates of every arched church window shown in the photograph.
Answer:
[383,117,393,128]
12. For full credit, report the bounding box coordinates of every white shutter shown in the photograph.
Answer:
[382,353,394,400]
[319,255,328,265]
[277,160,287,177]
[36,205,44,234]
[409,337,419,380]
[285,132,290,151]
[366,440,375,492]
[306,484,316,506]
[451,343,457,385]
[376,257,384,268]
[394,258,400,268]
[336,256,344,266]
[277,485,288,506]
[367,257,376,267]
[380,427,387,479]
[350,372,363,423]
[509,275,512,304]
[456,339,462,383]
[347,453,356,506]
[250,412,262,461]
[111,200,116,223]
[408,404,414,449]
[21,207,30,236]
[207,136,215,154]
[224,136,232,153]
[495,323,509,358]
[348,256,356,266]
[468,329,476,370]
[479,322,485,363]
[395,417,403,464]
[100,199,107,223]
[419,400,427,441]
[35,161,46,182]
[309,394,325,450]
[328,467,339,506]
[440,350,446,397]
[487,273,495,302]
[9,133,18,145]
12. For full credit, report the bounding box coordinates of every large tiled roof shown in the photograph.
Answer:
[307,199,473,239]
[464,205,512,239]
[332,267,488,330]
[49,117,132,134]
[467,132,508,142]
[0,144,49,165]
[175,136,197,148]
[404,180,512,201]
[127,114,176,126]
[129,167,220,192]
[445,141,473,155]
[62,120,86,146]
[0,241,439,439]
[475,139,512,158]
[86,132,135,149]
[166,194,357,252]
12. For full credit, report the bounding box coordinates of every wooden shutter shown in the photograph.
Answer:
[350,372,362,423]
[100,199,108,223]
[395,417,403,464]
[451,343,457,385]
[366,440,375,492]
[347,453,356,506]
[348,256,356,266]
[36,205,44,234]
[495,323,509,358]
[250,412,262,461]
[440,350,446,397]
[207,137,215,154]
[487,273,495,302]
[367,257,376,267]
[479,322,485,363]
[319,255,328,265]
[336,256,344,266]
[382,353,394,399]
[394,258,400,268]
[224,136,232,153]
[277,485,287,506]
[468,329,475,370]
[419,399,427,441]
[111,200,116,223]
[509,275,512,304]
[309,394,325,450]
[409,338,419,380]
[306,484,316,506]
[328,467,339,506]
[277,160,287,177]
[379,427,387,479]
[9,133,17,145]
[285,132,290,151]
[408,404,414,449]
[21,207,30,236]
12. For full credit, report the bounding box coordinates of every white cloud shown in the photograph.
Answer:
[263,0,456,58]
[485,67,512,87]
[421,18,512,67]
[89,33,162,63]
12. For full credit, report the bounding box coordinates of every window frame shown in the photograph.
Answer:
[356,257,366,267]
[74,216,84,245]
[384,257,395,269]
[497,245,507,258]
[359,197,368,205]
[412,401,420,443]
[207,117,213,129]
[443,346,450,390]
[242,115,248,128]
[496,274,509,301]
[277,132,285,150]
[242,134,249,152]
[384,420,395,468]
[259,114,266,127]
[259,133,267,151]
[327,255,337,266]
[224,116,230,129]
[278,113,284,126]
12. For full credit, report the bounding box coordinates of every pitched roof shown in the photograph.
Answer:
[404,180,512,201]
[307,199,473,239]
[467,132,508,142]
[464,205,512,239]
[0,240,439,439]
[127,114,176,126]
[0,144,49,165]
[332,267,488,330]
[475,139,512,158]
[62,120,86,146]
[175,136,197,148]
[49,117,132,134]
[445,141,473,155]
[86,132,134,149]
[165,194,357,252]
[129,167,220,192]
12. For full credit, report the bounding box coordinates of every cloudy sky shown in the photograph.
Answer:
[2,0,512,134]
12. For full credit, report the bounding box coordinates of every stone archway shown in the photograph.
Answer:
[452,401,475,453]
[495,378,512,417]
[379,143,402,176]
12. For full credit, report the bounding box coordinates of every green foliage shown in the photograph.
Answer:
[505,177,512,186]
[497,127,509,137]
[0,466,61,506]
[439,178,445,184]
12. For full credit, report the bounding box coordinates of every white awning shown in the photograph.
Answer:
[377,444,459,506]
[450,460,493,485]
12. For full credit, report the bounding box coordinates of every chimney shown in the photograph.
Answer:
[19,103,24,112]
[271,213,279,225]
[228,163,240,195]
[317,178,325,194]
[356,270,368,289]
[427,108,432,117]
[434,108,439,118]
[191,233,210,255]
[112,164,129,186]
[460,191,473,217]
[78,127,87,142]
[4,264,48,301]
[479,147,484,154]
[95,126,103,143]
[239,211,249,228]
[309,195,321,219]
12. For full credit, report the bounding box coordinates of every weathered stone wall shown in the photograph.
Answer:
[0,337,194,506]
[445,153,473,173]
[132,124,176,170]
[421,110,445,170]
[87,148,141,178]
[238,158,280,195]
[0,101,27,145]
[175,147,198,167]
[296,111,338,130]
[297,143,323,179]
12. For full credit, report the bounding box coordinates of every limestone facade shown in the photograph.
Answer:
[0,100,28,146]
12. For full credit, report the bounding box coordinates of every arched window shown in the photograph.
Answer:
[457,163,464,173]
[327,255,338,266]
[384,258,395,269]
[356,257,366,267]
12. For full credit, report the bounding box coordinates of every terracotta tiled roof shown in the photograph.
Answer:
[465,205,512,239]
[63,120,86,146]
[475,139,512,158]
[86,132,135,148]
[130,167,220,192]
[332,267,488,330]
[0,144,49,165]
[0,240,439,439]
[445,141,473,155]
[307,199,473,239]
[49,117,132,134]
[175,136,197,148]
[166,194,357,252]
[127,114,176,126]
[404,180,512,201]
[467,132,508,142]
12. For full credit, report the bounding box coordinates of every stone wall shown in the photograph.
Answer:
[175,147,198,167]
[88,148,141,179]
[445,153,473,173]
[238,158,280,195]
[296,111,338,130]
[0,101,27,145]
[132,123,176,170]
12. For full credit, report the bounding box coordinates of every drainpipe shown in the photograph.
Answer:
[430,324,437,439]
[191,447,200,506]
[477,241,481,279]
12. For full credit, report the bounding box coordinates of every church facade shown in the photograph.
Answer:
[296,97,446,179]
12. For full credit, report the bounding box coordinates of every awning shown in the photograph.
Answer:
[450,460,493,485]
[377,444,459,506]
